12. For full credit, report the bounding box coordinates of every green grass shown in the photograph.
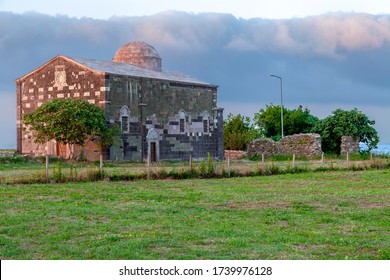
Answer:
[1,170,389,259]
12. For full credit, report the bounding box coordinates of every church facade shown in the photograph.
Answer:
[16,42,224,161]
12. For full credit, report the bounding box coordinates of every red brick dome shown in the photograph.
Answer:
[112,42,162,71]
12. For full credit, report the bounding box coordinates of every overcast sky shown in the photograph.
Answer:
[1,0,390,148]
[2,0,390,19]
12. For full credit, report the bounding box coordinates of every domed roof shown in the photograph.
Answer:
[112,42,162,71]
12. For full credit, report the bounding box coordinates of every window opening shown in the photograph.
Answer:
[203,119,209,133]
[180,119,185,133]
[179,110,186,133]
[120,106,130,133]
[202,111,210,133]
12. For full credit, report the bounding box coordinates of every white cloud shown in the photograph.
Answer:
[3,0,390,19]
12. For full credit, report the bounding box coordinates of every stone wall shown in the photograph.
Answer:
[224,150,246,160]
[247,138,277,157]
[278,134,322,156]
[248,133,322,157]
[340,136,360,155]
[0,151,15,157]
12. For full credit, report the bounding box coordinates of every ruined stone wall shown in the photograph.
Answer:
[247,138,277,157]
[278,134,322,156]
[340,136,360,155]
[224,150,246,160]
[248,133,322,157]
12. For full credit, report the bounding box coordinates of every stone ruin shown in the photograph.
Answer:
[224,150,246,160]
[247,133,362,157]
[247,138,277,157]
[340,136,360,155]
[247,133,323,157]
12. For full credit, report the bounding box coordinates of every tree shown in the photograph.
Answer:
[23,98,119,159]
[312,108,379,154]
[253,104,319,141]
[92,123,121,151]
[223,113,258,150]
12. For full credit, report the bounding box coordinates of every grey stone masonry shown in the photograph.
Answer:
[247,138,277,157]
[248,133,322,157]
[278,133,322,156]
[340,136,360,155]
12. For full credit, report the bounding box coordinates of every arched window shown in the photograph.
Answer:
[202,111,210,133]
[120,106,130,133]
[179,110,186,133]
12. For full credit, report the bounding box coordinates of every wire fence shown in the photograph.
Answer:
[1,152,389,184]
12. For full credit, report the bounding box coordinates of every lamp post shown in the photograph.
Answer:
[270,74,284,138]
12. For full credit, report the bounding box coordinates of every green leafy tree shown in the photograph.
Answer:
[312,108,379,154]
[254,104,319,141]
[223,113,258,150]
[92,123,121,150]
[23,98,119,159]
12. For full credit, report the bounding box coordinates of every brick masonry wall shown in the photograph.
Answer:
[248,133,322,157]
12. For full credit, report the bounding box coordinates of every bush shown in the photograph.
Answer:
[207,152,215,174]
[52,162,65,182]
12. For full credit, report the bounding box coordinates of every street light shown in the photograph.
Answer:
[270,74,284,138]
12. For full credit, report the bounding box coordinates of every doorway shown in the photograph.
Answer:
[150,142,157,162]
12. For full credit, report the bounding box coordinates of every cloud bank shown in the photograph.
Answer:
[1,11,390,147]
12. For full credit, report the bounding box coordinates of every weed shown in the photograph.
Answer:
[267,162,282,175]
[380,250,390,260]
[199,160,207,176]
[207,152,215,175]
[86,169,106,181]
[68,164,78,181]
[52,161,65,182]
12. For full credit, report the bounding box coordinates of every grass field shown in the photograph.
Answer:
[1,169,389,259]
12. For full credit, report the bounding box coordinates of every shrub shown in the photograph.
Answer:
[207,152,215,175]
[52,162,65,182]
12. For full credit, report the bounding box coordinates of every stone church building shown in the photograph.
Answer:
[16,42,224,161]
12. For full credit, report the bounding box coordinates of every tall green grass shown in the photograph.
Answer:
[0,153,389,184]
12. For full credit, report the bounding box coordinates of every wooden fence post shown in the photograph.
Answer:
[262,153,265,168]
[45,154,49,183]
[147,149,151,180]
[292,154,296,168]
[189,154,193,173]
[100,154,103,177]
[227,152,231,178]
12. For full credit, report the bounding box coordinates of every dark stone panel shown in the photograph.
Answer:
[129,146,138,152]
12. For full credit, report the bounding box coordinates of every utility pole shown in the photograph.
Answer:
[270,74,284,138]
